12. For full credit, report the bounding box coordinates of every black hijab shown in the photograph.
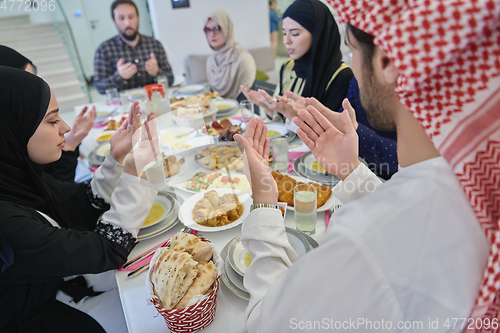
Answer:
[0,66,88,231]
[0,45,35,73]
[282,0,343,101]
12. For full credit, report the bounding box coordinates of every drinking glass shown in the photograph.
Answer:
[240,100,254,123]
[271,137,289,173]
[294,183,317,235]
[105,88,122,106]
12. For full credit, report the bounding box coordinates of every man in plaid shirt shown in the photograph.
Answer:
[93,0,174,94]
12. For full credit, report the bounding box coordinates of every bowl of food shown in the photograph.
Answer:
[94,142,111,162]
[94,130,115,143]
[147,232,222,333]
[94,105,117,123]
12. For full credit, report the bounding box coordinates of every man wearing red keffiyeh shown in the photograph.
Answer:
[236,0,500,332]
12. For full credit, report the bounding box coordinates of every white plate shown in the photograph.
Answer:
[175,170,249,194]
[179,188,252,232]
[177,84,206,95]
[265,123,288,139]
[285,175,336,212]
[160,127,198,148]
[225,254,246,291]
[215,99,238,111]
[136,194,183,241]
[94,105,118,122]
[140,192,176,229]
[94,130,115,143]
[95,142,111,158]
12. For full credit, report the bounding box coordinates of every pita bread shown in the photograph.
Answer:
[174,261,217,309]
[169,233,213,263]
[150,248,198,309]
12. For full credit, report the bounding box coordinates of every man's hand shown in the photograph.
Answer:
[145,53,159,77]
[305,98,358,134]
[109,102,142,165]
[64,106,96,151]
[234,118,278,205]
[117,58,138,80]
[293,104,360,180]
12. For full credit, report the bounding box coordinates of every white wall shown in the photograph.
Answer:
[148,0,270,80]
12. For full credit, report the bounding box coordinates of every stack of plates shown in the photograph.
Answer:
[220,228,319,300]
[215,99,239,117]
[136,190,183,241]
[293,152,340,186]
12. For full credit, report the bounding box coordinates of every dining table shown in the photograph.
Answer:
[77,86,339,333]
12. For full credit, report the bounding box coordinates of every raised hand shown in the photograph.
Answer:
[116,58,138,80]
[293,105,360,180]
[64,106,96,151]
[145,52,159,77]
[305,98,358,134]
[124,112,160,177]
[109,102,142,165]
[233,118,278,205]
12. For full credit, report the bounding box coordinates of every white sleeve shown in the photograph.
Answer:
[90,154,124,203]
[332,163,382,205]
[240,208,299,332]
[99,173,158,238]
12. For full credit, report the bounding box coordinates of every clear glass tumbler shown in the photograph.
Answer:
[294,183,317,234]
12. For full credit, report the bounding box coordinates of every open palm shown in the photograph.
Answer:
[293,105,360,180]
[110,102,141,165]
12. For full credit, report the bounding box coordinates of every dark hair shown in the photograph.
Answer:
[346,22,375,67]
[111,0,139,21]
[269,1,276,5]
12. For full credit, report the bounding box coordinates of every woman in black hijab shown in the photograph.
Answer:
[0,66,159,332]
[0,45,95,183]
[241,0,352,118]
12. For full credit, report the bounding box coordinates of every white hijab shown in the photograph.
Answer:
[206,10,254,99]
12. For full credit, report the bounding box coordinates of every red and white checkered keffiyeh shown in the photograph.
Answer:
[326,0,500,329]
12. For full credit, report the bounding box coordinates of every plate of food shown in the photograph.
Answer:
[214,99,238,116]
[140,192,177,229]
[194,143,245,172]
[179,189,252,232]
[271,171,335,212]
[201,118,243,141]
[160,127,198,148]
[265,123,289,139]
[176,170,251,194]
[94,130,115,143]
[137,191,183,241]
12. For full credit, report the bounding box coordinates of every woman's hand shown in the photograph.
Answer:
[64,106,96,151]
[273,90,308,120]
[233,118,278,205]
[123,112,160,177]
[293,105,360,180]
[109,102,141,165]
[304,98,358,133]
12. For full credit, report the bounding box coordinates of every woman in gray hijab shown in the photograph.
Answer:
[204,10,256,99]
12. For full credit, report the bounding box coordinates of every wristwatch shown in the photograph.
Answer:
[250,203,281,212]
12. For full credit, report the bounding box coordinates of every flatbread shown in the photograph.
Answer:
[169,233,213,263]
[150,248,198,309]
[174,261,217,309]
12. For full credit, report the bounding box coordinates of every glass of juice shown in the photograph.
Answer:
[293,183,317,234]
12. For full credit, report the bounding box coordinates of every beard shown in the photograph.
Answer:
[358,67,397,132]
[120,27,138,41]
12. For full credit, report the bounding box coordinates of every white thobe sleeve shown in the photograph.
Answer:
[333,163,382,204]
[240,208,300,332]
[99,173,158,238]
[90,154,124,203]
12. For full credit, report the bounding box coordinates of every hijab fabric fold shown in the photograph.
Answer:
[282,0,343,101]
[0,45,34,71]
[0,66,88,232]
[326,0,500,328]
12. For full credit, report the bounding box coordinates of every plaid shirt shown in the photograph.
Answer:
[93,35,174,94]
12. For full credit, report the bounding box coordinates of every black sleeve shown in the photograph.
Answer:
[322,67,354,112]
[42,146,79,183]
[0,203,133,284]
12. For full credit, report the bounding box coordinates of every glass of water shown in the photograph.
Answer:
[271,137,289,173]
[240,100,254,123]
[105,88,121,106]
[294,183,317,234]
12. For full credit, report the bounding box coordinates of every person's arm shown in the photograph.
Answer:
[0,175,157,284]
[356,123,399,178]
[93,45,125,94]
[332,162,382,204]
[155,41,174,86]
